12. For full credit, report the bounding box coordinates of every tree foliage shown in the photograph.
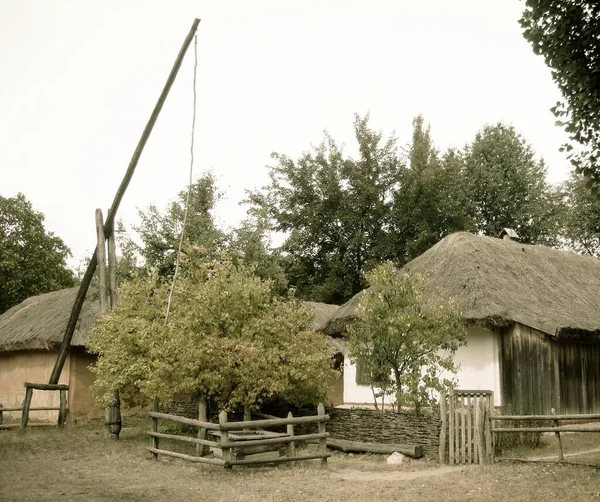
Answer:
[0,193,75,313]
[125,172,226,277]
[521,1,600,189]
[89,248,335,410]
[463,123,562,244]
[248,115,563,303]
[559,170,600,257]
[248,113,400,304]
[346,262,466,414]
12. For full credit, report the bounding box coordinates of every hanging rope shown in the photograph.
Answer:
[164,34,198,326]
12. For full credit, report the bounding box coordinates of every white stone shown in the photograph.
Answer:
[386,451,406,465]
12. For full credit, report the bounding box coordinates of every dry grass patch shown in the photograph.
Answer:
[1,417,600,502]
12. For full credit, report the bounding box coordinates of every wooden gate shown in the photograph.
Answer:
[439,390,493,465]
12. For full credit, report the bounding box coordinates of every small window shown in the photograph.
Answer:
[355,357,370,386]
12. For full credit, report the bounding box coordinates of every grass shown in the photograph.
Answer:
[1,417,600,501]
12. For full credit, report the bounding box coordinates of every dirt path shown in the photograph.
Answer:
[529,446,600,461]
[330,465,472,482]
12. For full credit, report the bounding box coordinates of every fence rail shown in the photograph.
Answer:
[148,402,330,469]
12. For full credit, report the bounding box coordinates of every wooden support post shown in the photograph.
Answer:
[0,404,3,426]
[317,403,327,466]
[439,391,447,464]
[552,408,564,462]
[48,18,202,386]
[107,228,117,309]
[151,400,159,459]
[21,387,33,431]
[95,209,109,314]
[196,397,209,457]
[58,389,67,426]
[220,411,232,469]
[286,412,296,458]
[243,404,251,431]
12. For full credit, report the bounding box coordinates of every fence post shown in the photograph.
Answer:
[286,411,296,458]
[196,397,209,457]
[439,391,447,464]
[552,408,564,462]
[478,398,487,464]
[0,403,3,426]
[58,389,67,426]
[485,393,493,464]
[220,410,232,469]
[449,390,455,464]
[151,400,159,459]
[21,386,33,431]
[317,402,327,466]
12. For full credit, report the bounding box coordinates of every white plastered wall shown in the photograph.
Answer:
[342,324,501,407]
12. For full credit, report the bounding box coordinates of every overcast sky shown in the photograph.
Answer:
[1,0,570,268]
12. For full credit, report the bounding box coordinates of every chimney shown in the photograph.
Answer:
[498,228,519,241]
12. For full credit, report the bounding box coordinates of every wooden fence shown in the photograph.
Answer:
[148,403,331,469]
[492,412,600,464]
[439,390,493,465]
[0,383,69,430]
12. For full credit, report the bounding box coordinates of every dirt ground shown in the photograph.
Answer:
[1,417,600,502]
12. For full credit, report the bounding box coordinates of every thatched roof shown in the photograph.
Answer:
[0,288,342,354]
[0,287,100,352]
[325,232,600,338]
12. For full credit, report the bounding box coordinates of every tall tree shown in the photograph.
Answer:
[521,1,600,189]
[391,116,473,262]
[248,113,401,304]
[560,170,600,257]
[121,172,226,276]
[463,123,561,244]
[0,193,75,313]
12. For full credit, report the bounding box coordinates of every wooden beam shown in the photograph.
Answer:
[221,432,328,449]
[96,209,109,314]
[325,438,423,458]
[49,18,201,385]
[493,414,600,421]
[108,227,117,309]
[148,431,218,447]
[228,453,331,467]
[146,447,225,465]
[219,414,330,431]
[25,383,68,391]
[58,389,67,426]
[493,426,600,433]
[148,411,218,430]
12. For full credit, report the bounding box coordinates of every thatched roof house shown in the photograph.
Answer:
[0,287,99,353]
[326,232,600,413]
[0,287,101,421]
[326,232,600,337]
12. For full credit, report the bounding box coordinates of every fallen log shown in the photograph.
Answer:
[326,438,423,458]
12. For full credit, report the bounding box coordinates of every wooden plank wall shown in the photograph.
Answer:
[499,323,600,414]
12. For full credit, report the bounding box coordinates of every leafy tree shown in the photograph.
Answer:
[227,207,288,296]
[0,193,75,313]
[247,113,401,304]
[521,1,600,189]
[125,172,226,276]
[391,116,473,262]
[560,170,600,256]
[89,247,335,410]
[463,123,562,244]
[347,262,466,414]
